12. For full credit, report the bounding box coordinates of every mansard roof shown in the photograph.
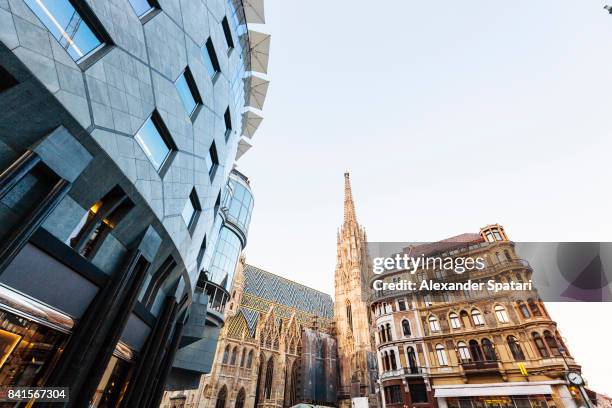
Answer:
[243,264,334,320]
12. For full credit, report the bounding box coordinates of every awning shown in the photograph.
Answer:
[242,110,263,139]
[247,75,269,110]
[249,30,270,74]
[235,137,252,160]
[243,0,265,24]
[434,384,553,398]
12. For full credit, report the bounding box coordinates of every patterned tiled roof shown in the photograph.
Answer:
[243,264,334,319]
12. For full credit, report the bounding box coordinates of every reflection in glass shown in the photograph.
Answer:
[90,355,133,407]
[128,0,155,17]
[0,310,68,387]
[24,0,103,62]
[202,38,221,78]
[208,227,242,289]
[135,116,172,171]
[175,69,200,116]
[205,142,219,180]
[181,197,195,228]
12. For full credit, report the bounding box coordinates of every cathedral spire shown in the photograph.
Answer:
[343,172,357,224]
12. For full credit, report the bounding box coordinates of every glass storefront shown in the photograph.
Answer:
[446,396,555,408]
[89,354,133,408]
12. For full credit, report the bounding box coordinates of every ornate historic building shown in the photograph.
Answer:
[160,261,337,408]
[370,224,587,408]
[334,172,379,407]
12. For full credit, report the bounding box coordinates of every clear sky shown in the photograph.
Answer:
[239,0,612,394]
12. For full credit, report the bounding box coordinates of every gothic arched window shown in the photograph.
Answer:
[532,332,549,358]
[346,300,353,331]
[402,320,411,336]
[230,347,238,365]
[544,330,561,356]
[385,323,392,341]
[222,345,230,364]
[264,357,274,399]
[435,344,448,366]
[517,301,531,318]
[215,385,227,408]
[471,309,484,326]
[389,349,397,370]
[407,347,418,372]
[507,336,525,361]
[469,339,483,361]
[235,388,245,408]
[449,312,461,329]
[481,338,496,361]
[457,341,471,362]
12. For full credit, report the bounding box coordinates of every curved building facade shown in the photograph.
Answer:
[0,0,268,406]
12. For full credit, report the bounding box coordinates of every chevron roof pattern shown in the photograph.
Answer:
[243,264,333,319]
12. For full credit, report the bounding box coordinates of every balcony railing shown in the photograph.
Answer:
[460,359,499,371]
[381,366,428,380]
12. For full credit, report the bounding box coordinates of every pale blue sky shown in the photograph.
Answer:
[239,0,612,394]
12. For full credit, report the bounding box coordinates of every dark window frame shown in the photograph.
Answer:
[184,188,202,234]
[223,107,232,141]
[175,66,203,120]
[203,37,221,80]
[0,65,18,93]
[128,0,161,22]
[208,141,219,181]
[137,110,177,177]
[221,16,235,52]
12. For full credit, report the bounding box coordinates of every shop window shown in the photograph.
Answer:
[0,310,68,387]
[89,355,133,407]
[67,186,134,259]
[24,0,110,64]
[384,385,403,404]
[409,383,428,403]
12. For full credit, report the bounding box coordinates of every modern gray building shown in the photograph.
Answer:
[0,0,268,406]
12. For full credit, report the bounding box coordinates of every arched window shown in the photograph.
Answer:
[402,320,411,336]
[494,305,509,323]
[240,349,246,367]
[517,301,530,318]
[469,339,483,361]
[428,315,440,332]
[346,300,353,331]
[246,350,253,368]
[222,345,230,364]
[235,388,245,408]
[528,298,542,317]
[435,344,448,366]
[471,309,484,326]
[389,349,397,370]
[449,312,461,329]
[215,385,227,408]
[457,341,471,363]
[532,332,549,358]
[460,310,471,327]
[481,338,496,361]
[264,357,274,399]
[230,347,238,365]
[386,323,392,341]
[383,351,390,371]
[407,347,418,372]
[544,331,561,356]
[379,326,387,343]
[507,336,525,361]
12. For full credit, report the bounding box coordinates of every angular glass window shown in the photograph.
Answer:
[175,67,201,117]
[128,0,158,18]
[0,66,18,93]
[181,188,201,233]
[24,0,107,63]
[202,38,221,78]
[205,141,219,180]
[135,112,175,172]
[224,107,232,140]
[221,17,234,51]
